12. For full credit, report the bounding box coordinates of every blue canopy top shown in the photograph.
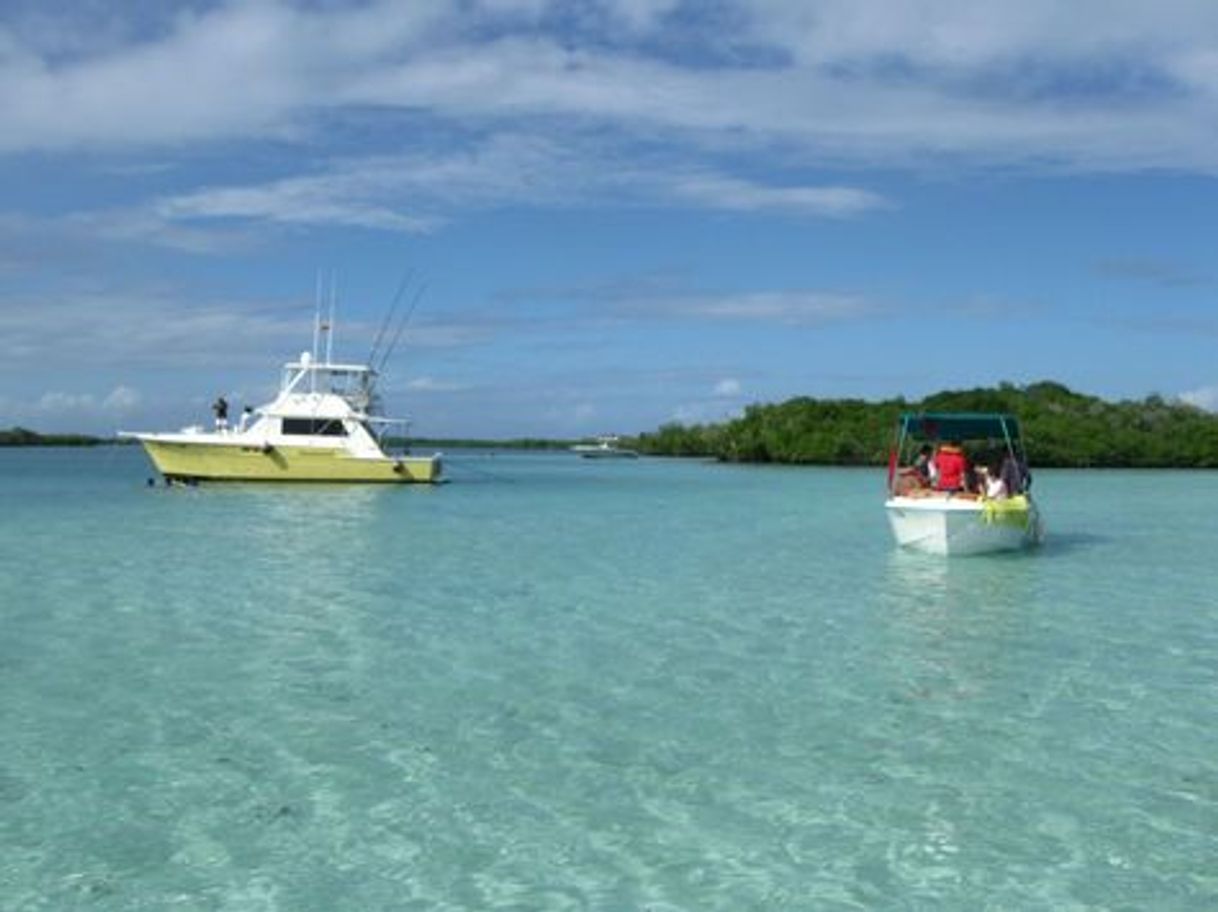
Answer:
[898,412,1023,443]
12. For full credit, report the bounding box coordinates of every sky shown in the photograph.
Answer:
[2,0,1217,438]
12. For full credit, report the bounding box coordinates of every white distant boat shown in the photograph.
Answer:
[884,412,1043,556]
[120,311,441,484]
[570,435,639,459]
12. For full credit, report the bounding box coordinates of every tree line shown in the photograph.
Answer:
[631,382,1218,468]
[0,427,107,447]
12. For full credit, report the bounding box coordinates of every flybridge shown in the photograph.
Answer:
[279,284,381,410]
[279,350,378,413]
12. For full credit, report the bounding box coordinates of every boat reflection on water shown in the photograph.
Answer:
[880,547,1038,619]
[876,549,1044,708]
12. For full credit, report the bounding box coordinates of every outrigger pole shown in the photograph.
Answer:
[377,280,428,373]
[368,268,416,368]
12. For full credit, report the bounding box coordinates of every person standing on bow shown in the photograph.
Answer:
[212,395,229,432]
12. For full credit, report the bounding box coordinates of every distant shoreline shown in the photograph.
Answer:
[400,437,575,451]
[632,381,1218,469]
[0,428,116,447]
[0,429,575,451]
[11,377,1218,469]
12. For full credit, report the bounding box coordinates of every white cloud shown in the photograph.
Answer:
[672,177,890,216]
[644,290,878,324]
[1093,257,1205,288]
[158,177,438,234]
[0,293,310,368]
[148,138,888,235]
[28,385,141,416]
[1180,385,1218,411]
[0,1,450,151]
[403,375,471,392]
[102,385,141,411]
[0,1,1216,173]
[713,378,742,397]
[672,401,744,424]
[540,401,598,427]
[607,0,681,31]
[0,289,492,370]
[35,391,96,413]
[509,274,882,326]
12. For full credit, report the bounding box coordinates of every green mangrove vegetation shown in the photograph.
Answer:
[0,427,107,447]
[632,381,1218,468]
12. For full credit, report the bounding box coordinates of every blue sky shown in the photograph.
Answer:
[2,0,1217,437]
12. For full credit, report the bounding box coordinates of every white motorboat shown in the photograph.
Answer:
[884,412,1043,555]
[570,435,639,459]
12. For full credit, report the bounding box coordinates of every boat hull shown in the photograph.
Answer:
[137,438,441,483]
[885,495,1042,556]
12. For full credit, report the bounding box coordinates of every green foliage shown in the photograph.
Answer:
[0,427,105,447]
[633,382,1218,468]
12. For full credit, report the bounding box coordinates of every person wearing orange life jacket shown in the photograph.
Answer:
[933,440,969,492]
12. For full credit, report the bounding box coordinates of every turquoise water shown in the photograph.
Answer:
[1,448,1215,911]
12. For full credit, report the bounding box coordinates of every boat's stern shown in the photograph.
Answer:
[885,494,1040,555]
[392,453,442,483]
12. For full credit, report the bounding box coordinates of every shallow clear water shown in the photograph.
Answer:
[1,447,1215,910]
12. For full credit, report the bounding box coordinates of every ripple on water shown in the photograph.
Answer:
[0,452,1216,909]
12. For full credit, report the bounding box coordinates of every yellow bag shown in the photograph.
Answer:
[981,494,1030,529]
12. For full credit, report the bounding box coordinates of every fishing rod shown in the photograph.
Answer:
[367,268,416,367]
[376,280,429,374]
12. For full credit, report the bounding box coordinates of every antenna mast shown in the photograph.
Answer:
[310,271,324,392]
[325,272,337,364]
[312,271,322,363]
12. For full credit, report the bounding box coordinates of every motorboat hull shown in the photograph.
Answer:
[136,437,441,483]
[885,495,1042,556]
[574,448,638,459]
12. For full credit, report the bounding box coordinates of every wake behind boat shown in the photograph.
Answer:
[121,313,441,484]
[885,412,1043,555]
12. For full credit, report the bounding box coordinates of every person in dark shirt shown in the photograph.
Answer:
[1000,451,1027,495]
[913,444,934,483]
[212,395,229,431]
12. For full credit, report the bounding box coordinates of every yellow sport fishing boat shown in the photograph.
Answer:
[122,318,441,484]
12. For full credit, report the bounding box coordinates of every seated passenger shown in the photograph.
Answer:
[1000,451,1027,495]
[913,444,935,485]
[985,457,1009,500]
[933,441,969,492]
[894,445,935,494]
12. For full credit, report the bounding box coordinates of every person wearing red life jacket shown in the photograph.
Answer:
[933,441,969,492]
